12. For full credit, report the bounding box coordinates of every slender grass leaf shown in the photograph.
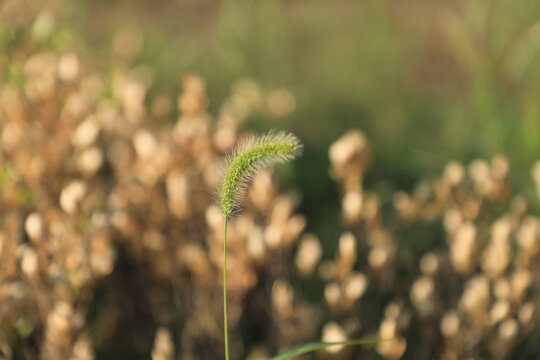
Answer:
[270,338,389,360]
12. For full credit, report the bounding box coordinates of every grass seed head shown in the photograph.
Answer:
[219,131,302,216]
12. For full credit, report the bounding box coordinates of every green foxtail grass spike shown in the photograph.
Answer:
[219,131,302,216]
[219,131,302,360]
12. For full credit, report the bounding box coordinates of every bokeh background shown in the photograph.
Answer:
[2,0,540,359]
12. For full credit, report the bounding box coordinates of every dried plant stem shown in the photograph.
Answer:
[223,216,230,360]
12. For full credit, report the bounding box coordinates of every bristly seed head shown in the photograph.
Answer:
[219,131,302,216]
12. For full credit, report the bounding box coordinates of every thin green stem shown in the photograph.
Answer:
[223,216,230,360]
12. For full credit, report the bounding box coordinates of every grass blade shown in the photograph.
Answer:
[270,338,387,360]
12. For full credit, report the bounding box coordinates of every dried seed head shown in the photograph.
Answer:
[151,327,174,360]
[440,310,460,337]
[321,322,347,354]
[219,131,302,216]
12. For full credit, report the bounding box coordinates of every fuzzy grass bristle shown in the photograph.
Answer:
[219,131,302,216]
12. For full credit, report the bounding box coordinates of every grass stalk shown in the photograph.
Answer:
[223,216,230,360]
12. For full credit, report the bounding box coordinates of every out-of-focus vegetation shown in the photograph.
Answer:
[2,0,540,359]
[66,0,540,237]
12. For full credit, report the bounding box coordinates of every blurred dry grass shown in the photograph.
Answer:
[329,130,540,359]
[2,1,540,360]
[0,19,307,358]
